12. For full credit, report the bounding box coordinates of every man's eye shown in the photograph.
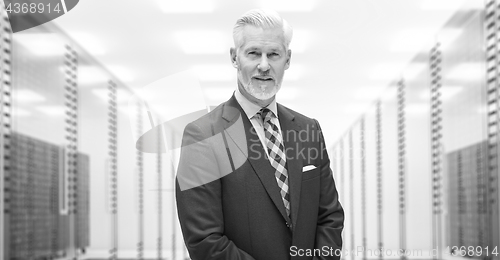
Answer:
[248,51,258,56]
[269,53,279,57]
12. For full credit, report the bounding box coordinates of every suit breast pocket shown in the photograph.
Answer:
[301,167,320,181]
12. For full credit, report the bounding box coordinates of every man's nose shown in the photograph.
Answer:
[257,57,270,72]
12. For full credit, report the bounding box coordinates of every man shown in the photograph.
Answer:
[176,9,344,260]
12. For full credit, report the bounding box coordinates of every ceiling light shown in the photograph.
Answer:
[477,106,487,114]
[14,33,65,56]
[158,0,215,13]
[70,32,106,55]
[419,86,462,101]
[36,106,65,116]
[13,108,31,117]
[447,63,483,81]
[390,29,436,53]
[382,86,398,101]
[79,66,108,85]
[259,0,317,12]
[369,63,405,80]
[402,63,427,80]
[92,88,131,104]
[421,0,466,10]
[406,104,429,115]
[437,29,464,50]
[352,86,386,101]
[466,0,486,9]
[342,103,371,115]
[15,89,46,103]
[132,87,151,102]
[116,104,134,116]
[174,31,229,54]
[107,65,136,82]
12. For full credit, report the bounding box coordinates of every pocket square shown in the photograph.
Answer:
[302,165,317,172]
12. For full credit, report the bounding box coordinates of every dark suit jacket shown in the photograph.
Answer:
[176,95,344,260]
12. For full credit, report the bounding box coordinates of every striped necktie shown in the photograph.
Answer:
[260,108,290,217]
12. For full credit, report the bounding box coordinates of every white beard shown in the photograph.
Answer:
[242,79,281,101]
[236,63,282,100]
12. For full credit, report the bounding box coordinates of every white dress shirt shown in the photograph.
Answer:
[234,88,284,157]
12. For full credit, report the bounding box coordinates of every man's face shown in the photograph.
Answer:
[230,25,291,102]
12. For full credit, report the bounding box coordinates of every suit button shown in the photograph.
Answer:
[286,222,292,228]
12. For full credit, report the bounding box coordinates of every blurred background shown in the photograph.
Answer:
[1,0,499,259]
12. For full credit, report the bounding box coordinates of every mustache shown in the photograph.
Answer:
[251,74,274,80]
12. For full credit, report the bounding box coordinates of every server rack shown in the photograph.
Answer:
[331,0,500,259]
[8,133,89,259]
[485,0,500,255]
[447,142,489,253]
[0,7,11,260]
[76,153,90,250]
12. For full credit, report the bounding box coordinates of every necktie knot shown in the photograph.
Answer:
[259,107,273,123]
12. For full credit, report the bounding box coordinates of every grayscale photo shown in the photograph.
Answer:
[0,0,498,260]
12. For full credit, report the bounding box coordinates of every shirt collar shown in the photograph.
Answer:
[235,87,278,120]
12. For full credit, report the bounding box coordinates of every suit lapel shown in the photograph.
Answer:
[277,104,303,229]
[222,96,291,222]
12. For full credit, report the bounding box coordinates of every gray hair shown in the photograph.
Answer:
[232,9,293,50]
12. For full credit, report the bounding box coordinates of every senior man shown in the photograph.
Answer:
[176,9,344,260]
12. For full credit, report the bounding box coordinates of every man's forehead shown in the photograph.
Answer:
[240,25,286,50]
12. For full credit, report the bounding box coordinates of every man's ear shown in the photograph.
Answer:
[285,49,292,70]
[230,47,238,68]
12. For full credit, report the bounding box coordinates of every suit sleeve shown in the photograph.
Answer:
[313,119,344,260]
[175,122,256,260]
